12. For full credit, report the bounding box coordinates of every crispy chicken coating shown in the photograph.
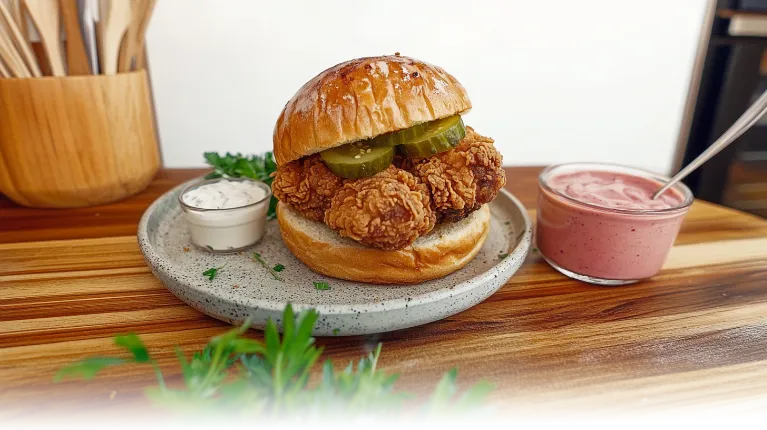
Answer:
[271,155,345,222]
[410,127,505,222]
[324,166,436,250]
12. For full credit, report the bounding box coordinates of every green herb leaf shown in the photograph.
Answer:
[54,357,125,382]
[54,304,492,417]
[252,253,283,281]
[203,152,279,219]
[425,368,493,416]
[314,281,330,291]
[498,253,509,259]
[272,264,285,272]
[114,333,151,363]
[203,267,219,281]
[332,328,340,336]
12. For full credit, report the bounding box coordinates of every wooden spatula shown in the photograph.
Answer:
[22,0,65,76]
[0,0,41,76]
[0,24,30,77]
[98,0,131,75]
[0,56,11,77]
[118,0,139,72]
[59,0,90,74]
[132,0,154,70]
[118,0,154,71]
[0,0,24,38]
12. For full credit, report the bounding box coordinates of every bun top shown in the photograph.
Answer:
[273,55,471,165]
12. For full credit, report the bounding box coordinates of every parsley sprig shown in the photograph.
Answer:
[54,305,492,418]
[204,152,278,219]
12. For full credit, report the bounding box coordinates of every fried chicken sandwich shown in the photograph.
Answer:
[272,55,505,284]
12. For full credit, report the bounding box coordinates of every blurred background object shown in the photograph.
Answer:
[680,0,767,218]
[2,0,765,217]
[0,0,160,208]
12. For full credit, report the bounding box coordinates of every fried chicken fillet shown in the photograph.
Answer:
[411,127,506,222]
[272,127,504,249]
[324,166,436,251]
[271,155,345,222]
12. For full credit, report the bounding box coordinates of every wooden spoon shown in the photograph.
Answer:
[98,0,131,74]
[22,0,65,76]
[59,0,90,74]
[0,0,41,76]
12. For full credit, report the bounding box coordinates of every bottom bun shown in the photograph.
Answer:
[276,202,490,284]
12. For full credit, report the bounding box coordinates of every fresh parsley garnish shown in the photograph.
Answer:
[252,252,283,281]
[272,264,285,272]
[204,152,278,219]
[332,328,340,336]
[54,305,492,417]
[203,266,223,281]
[498,253,509,260]
[53,357,126,382]
[114,333,151,363]
[314,281,330,291]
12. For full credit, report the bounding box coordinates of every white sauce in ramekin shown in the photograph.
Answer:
[179,178,271,252]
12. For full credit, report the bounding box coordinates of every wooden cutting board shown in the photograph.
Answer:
[2,167,767,415]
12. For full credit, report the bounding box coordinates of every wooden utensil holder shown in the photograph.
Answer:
[0,70,160,208]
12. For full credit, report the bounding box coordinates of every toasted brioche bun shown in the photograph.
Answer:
[273,55,472,165]
[277,202,490,284]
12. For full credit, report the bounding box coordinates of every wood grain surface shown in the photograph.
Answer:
[2,167,767,416]
[0,71,160,208]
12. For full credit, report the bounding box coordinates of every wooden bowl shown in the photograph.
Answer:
[0,70,161,208]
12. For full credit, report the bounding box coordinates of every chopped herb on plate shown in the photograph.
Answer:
[314,281,330,291]
[252,252,283,281]
[272,264,285,272]
[202,266,223,281]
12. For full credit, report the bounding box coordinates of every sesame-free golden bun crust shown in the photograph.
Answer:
[273,55,472,165]
[276,203,490,284]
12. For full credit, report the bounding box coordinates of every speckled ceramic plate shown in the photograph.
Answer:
[138,179,532,336]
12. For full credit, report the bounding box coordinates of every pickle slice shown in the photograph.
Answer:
[320,115,466,178]
[366,115,465,148]
[320,141,395,179]
[396,115,466,158]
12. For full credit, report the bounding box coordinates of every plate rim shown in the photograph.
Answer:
[137,179,533,315]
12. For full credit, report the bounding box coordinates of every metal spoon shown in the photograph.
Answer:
[653,88,767,200]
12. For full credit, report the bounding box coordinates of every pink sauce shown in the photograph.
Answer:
[549,171,682,210]
[536,170,690,282]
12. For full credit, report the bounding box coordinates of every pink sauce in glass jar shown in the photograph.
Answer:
[536,163,693,285]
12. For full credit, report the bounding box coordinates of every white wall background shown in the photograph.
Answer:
[146,0,708,175]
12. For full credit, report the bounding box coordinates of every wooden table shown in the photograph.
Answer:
[3,167,767,415]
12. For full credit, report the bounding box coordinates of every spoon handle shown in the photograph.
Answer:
[653,88,767,200]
